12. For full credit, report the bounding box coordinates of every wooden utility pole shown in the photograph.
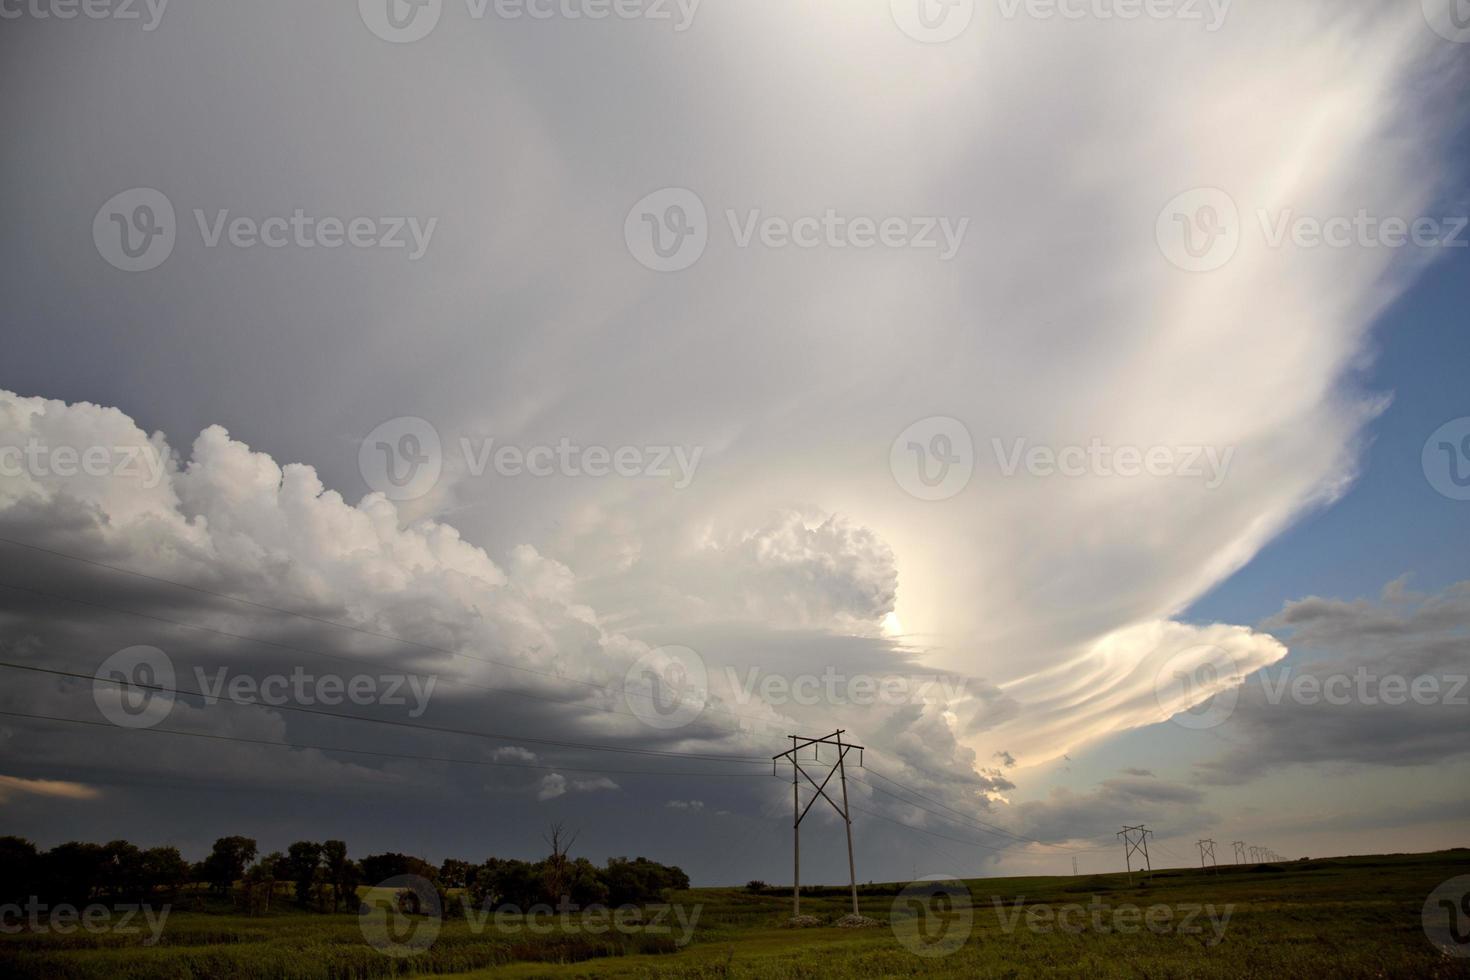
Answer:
[773,729,865,919]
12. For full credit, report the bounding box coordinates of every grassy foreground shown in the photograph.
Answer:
[3,849,1468,978]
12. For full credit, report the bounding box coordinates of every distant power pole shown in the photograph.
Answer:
[1232,841,1246,865]
[1117,825,1152,883]
[1072,856,1079,877]
[773,729,864,919]
[1197,839,1217,872]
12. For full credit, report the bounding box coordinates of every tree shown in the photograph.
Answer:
[541,822,581,903]
[242,853,285,915]
[322,841,358,912]
[0,837,39,905]
[43,842,107,904]
[202,837,258,897]
[603,856,687,905]
[439,858,472,890]
[286,841,324,909]
[99,840,145,900]
[359,852,437,887]
[565,857,609,907]
[141,846,190,900]
[468,858,540,909]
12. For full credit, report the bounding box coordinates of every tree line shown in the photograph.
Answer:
[0,824,688,915]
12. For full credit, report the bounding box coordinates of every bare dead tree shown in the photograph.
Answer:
[542,821,581,901]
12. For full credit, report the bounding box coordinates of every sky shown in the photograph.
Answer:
[0,0,1466,886]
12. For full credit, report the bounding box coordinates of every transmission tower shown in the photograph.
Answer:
[1232,841,1246,865]
[772,729,864,918]
[1197,839,1217,872]
[1117,825,1152,883]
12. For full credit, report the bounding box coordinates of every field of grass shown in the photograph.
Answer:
[4,849,1468,978]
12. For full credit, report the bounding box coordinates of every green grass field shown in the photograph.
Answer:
[4,849,1468,978]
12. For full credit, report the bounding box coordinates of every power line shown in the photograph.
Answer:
[0,536,784,734]
[861,768,1115,852]
[0,579,781,744]
[0,708,776,780]
[0,660,771,765]
[847,802,1049,856]
[851,774,1114,854]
